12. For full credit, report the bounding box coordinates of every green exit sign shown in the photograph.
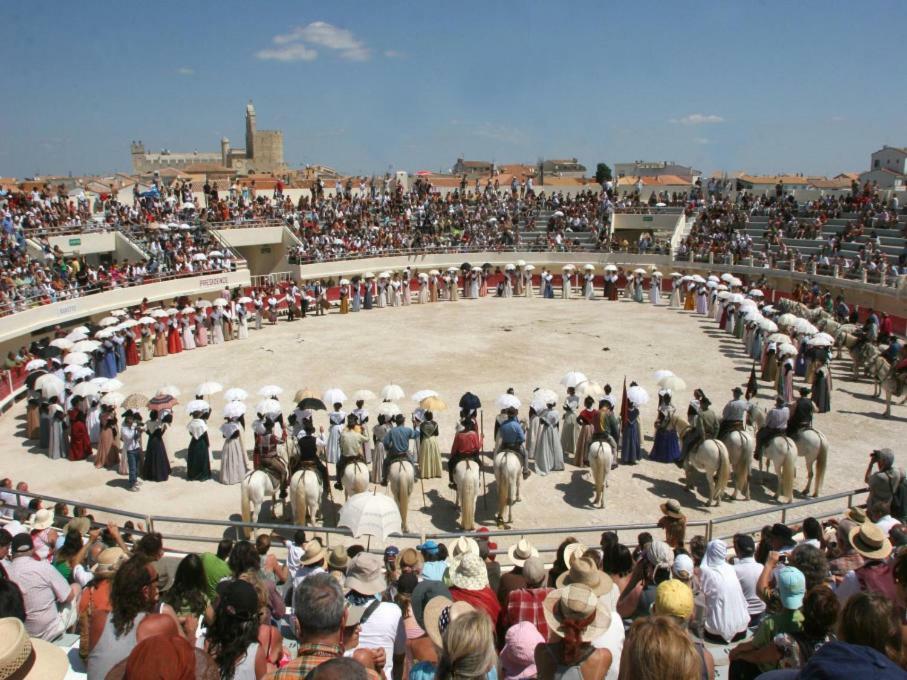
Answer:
[68,238,81,246]
[643,216,654,222]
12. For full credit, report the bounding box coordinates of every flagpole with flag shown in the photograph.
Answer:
[745,362,758,400]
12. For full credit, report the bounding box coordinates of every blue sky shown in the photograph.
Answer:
[3,1,905,178]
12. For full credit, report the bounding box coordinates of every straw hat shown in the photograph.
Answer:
[449,553,488,591]
[450,536,480,562]
[411,581,452,631]
[0,617,69,679]
[344,552,387,596]
[327,548,349,571]
[848,522,892,560]
[423,597,474,648]
[542,584,611,642]
[300,540,327,566]
[31,509,53,531]
[562,542,588,568]
[846,506,867,524]
[396,547,423,572]
[90,547,127,578]
[660,499,685,519]
[507,539,539,567]
[555,556,614,596]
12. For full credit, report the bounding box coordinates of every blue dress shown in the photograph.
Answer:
[102,345,118,378]
[363,285,373,310]
[649,406,681,463]
[620,407,643,464]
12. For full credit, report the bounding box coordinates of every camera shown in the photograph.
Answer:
[778,553,789,565]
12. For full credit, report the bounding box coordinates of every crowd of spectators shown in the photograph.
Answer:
[2,474,907,679]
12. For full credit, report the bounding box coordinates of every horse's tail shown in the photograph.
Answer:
[815,432,828,496]
[459,462,478,531]
[396,463,411,528]
[589,442,609,490]
[781,440,796,503]
[715,441,731,504]
[240,474,252,536]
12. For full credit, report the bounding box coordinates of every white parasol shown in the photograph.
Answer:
[560,371,588,388]
[410,389,438,403]
[658,375,687,391]
[98,317,119,327]
[627,385,650,406]
[653,370,674,382]
[224,401,247,419]
[256,399,282,416]
[380,384,406,401]
[338,492,402,541]
[323,388,347,405]
[258,385,283,398]
[156,385,181,397]
[100,392,125,408]
[186,399,211,414]
[534,388,559,405]
[377,401,402,418]
[778,343,798,356]
[495,394,522,410]
[98,379,123,393]
[49,338,74,350]
[352,389,377,402]
[63,352,91,366]
[224,387,248,402]
[196,382,223,396]
[71,382,100,397]
[36,374,65,399]
[25,359,47,371]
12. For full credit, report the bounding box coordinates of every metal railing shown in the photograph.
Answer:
[0,486,869,562]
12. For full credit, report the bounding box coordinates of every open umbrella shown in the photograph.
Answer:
[98,379,123,393]
[185,399,211,414]
[410,389,438,403]
[71,340,101,353]
[138,316,156,325]
[377,401,402,418]
[495,394,521,410]
[338,492,402,541]
[759,319,779,333]
[380,384,406,401]
[778,343,798,357]
[579,381,605,398]
[658,375,687,392]
[195,300,212,309]
[627,385,650,406]
[25,369,48,390]
[65,331,88,342]
[237,296,253,305]
[767,333,791,345]
[256,399,282,416]
[653,370,674,382]
[224,401,247,419]
[100,392,125,408]
[25,359,46,371]
[777,313,797,327]
[560,371,588,388]
[352,389,377,402]
[258,385,283,398]
[195,382,223,397]
[156,385,181,397]
[71,382,100,397]
[49,338,74,350]
[534,388,559,405]
[123,393,149,409]
[293,388,316,402]
[63,352,91,366]
[98,317,119,327]
[604,264,618,272]
[299,397,327,411]
[792,319,818,335]
[147,394,178,412]
[150,309,169,318]
[420,396,446,411]
[807,334,834,347]
[224,387,248,402]
[213,298,228,307]
[323,388,347,405]
[458,392,482,411]
[37,375,65,399]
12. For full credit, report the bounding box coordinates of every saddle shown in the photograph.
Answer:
[343,454,367,466]
[723,420,745,433]
[298,459,319,471]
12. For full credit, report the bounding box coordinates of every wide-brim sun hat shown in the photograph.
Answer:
[660,499,685,519]
[449,552,488,591]
[344,552,387,596]
[0,617,69,679]
[449,536,480,562]
[411,581,452,631]
[91,547,127,577]
[542,584,611,643]
[300,540,327,566]
[423,596,474,648]
[555,556,614,597]
[848,522,892,561]
[31,509,54,531]
[507,538,539,567]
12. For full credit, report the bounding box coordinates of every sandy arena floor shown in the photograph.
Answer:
[2,297,904,554]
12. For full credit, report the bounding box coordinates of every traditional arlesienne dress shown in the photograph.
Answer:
[364,279,374,309]
[632,275,645,303]
[584,274,594,300]
[523,270,533,298]
[237,306,249,339]
[574,408,595,467]
[650,404,681,464]
[154,322,168,357]
[562,272,573,299]
[219,420,248,485]
[604,274,617,301]
[339,284,350,314]
[377,280,387,308]
[26,388,41,439]
[450,274,459,301]
[403,272,413,305]
[418,278,429,304]
[560,394,580,456]
[684,282,696,310]
[669,278,682,308]
[167,318,182,354]
[86,401,101,446]
[186,418,212,481]
[620,406,643,464]
[211,310,225,344]
[371,420,389,482]
[429,276,438,303]
[650,276,662,305]
[48,404,69,460]
[469,273,480,299]
[503,272,513,298]
[418,420,442,478]
[195,315,208,347]
[811,362,832,413]
[142,416,171,482]
[68,408,92,461]
[141,327,154,361]
[102,342,118,378]
[480,272,489,297]
[125,330,140,366]
[514,268,523,296]
[95,410,119,469]
[535,408,565,475]
[543,274,555,299]
[39,402,51,450]
[351,282,362,312]
[182,317,196,350]
[326,410,346,464]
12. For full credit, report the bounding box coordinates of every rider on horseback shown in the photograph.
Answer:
[448,417,483,489]
[288,422,330,501]
[591,398,620,462]
[754,395,789,461]
[254,415,288,499]
[499,407,531,479]
[716,387,752,440]
[786,387,816,437]
[679,391,719,468]
[335,414,370,491]
[381,414,418,485]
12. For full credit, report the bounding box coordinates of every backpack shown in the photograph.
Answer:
[890,473,907,522]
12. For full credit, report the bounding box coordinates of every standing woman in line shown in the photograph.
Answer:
[377,274,388,308]
[469,268,480,299]
[47,396,69,460]
[649,271,662,305]
[181,312,196,350]
[418,273,430,304]
[142,409,172,482]
[167,313,183,354]
[140,321,155,361]
[429,271,439,303]
[339,280,350,314]
[363,274,375,310]
[325,402,346,466]
[211,306,225,343]
[95,404,120,470]
[124,327,141,365]
[371,413,389,483]
[254,294,264,330]
[237,301,249,339]
[583,267,595,300]
[418,411,442,479]
[514,264,524,296]
[351,276,362,312]
[186,406,212,482]
[620,387,644,465]
[219,413,249,485]
[154,318,168,357]
[669,274,683,308]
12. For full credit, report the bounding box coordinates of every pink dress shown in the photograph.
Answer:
[196,319,208,347]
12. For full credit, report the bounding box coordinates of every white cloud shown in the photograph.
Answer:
[670,113,725,125]
[177,67,194,76]
[383,49,404,58]
[693,137,710,145]
[256,44,318,62]
[267,21,371,61]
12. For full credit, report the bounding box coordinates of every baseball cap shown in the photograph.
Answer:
[10,533,33,555]
[734,534,755,557]
[653,579,694,620]
[777,566,806,610]
[417,540,439,554]
[384,545,400,560]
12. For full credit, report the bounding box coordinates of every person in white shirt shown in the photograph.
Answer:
[731,534,766,627]
[699,539,750,643]
[869,499,899,536]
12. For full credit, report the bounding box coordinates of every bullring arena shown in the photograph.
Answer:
[3,254,904,557]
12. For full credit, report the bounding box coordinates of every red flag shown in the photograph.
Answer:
[620,376,629,427]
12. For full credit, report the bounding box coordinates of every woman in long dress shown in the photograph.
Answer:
[429,274,438,302]
[450,273,459,301]
[811,359,832,413]
[560,388,580,458]
[604,272,618,301]
[237,305,249,339]
[573,396,596,467]
[364,278,374,310]
[649,274,662,305]
[39,401,51,450]
[649,393,681,464]
[371,415,389,482]
[223,309,234,342]
[219,418,249,485]
[95,407,119,469]
[352,401,371,463]
[167,317,182,354]
[583,272,594,300]
[195,314,209,347]
[469,271,480,299]
[391,277,402,307]
[142,410,171,482]
[669,276,682,308]
[140,325,154,361]
[620,402,643,465]
[47,401,68,460]
[632,274,644,303]
[562,270,572,299]
[418,276,429,304]
[181,316,196,350]
[68,400,92,462]
[124,329,140,366]
[535,405,564,475]
[26,389,40,439]
[339,283,350,314]
[683,281,696,310]
[186,415,212,481]
[86,398,101,447]
[351,280,362,312]
[102,341,119,377]
[418,412,442,479]
[325,405,346,465]
[212,309,225,343]
[154,321,168,357]
[377,279,387,308]
[696,285,709,314]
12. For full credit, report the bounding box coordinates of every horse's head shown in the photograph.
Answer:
[749,404,766,430]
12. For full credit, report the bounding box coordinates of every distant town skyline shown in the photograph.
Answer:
[2,1,905,179]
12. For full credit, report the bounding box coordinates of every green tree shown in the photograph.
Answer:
[595,163,612,184]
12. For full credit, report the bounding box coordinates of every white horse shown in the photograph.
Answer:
[453,458,480,531]
[240,470,280,539]
[587,441,613,508]
[789,428,829,497]
[388,458,415,533]
[289,468,323,526]
[494,450,522,527]
[865,356,907,417]
[721,429,755,500]
[684,439,731,506]
[760,435,797,503]
[342,460,371,499]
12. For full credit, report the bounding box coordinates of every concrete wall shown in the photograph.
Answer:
[213,227,300,276]
[612,213,682,233]
[45,232,146,263]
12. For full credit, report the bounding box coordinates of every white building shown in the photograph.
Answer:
[859,146,906,189]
